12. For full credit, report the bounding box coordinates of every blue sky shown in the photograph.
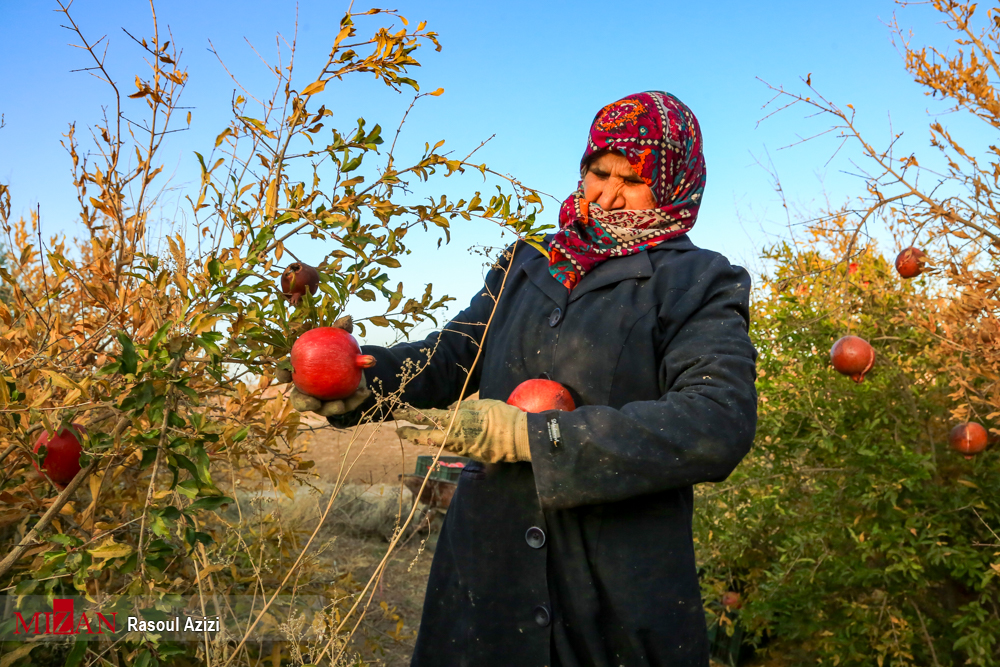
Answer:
[0,1,970,344]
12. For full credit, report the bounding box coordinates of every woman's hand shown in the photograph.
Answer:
[275,367,371,417]
[274,315,372,417]
[393,399,530,463]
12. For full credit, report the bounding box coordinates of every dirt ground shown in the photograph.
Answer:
[295,418,442,665]
[300,417,444,487]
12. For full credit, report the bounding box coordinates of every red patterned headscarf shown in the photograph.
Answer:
[548,91,706,290]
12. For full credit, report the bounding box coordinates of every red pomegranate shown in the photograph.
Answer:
[949,422,988,459]
[894,247,927,279]
[290,327,376,400]
[33,424,85,487]
[721,591,742,609]
[281,262,320,305]
[507,379,576,413]
[830,335,875,383]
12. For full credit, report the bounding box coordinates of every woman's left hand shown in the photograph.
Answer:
[394,399,531,463]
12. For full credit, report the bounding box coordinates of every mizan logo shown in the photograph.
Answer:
[14,598,116,636]
[10,598,220,637]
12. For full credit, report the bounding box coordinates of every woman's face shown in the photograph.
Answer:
[582,151,657,211]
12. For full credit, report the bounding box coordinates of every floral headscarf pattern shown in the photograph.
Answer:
[548,91,706,290]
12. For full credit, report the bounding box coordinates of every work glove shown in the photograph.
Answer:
[274,315,372,417]
[393,399,531,463]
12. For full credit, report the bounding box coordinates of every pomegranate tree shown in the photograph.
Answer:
[830,335,875,383]
[507,379,576,413]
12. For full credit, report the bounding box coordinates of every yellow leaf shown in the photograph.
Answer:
[190,314,219,336]
[87,537,133,560]
[0,644,37,667]
[40,370,83,393]
[957,478,979,488]
[334,25,351,47]
[429,87,444,97]
[196,564,225,582]
[215,128,232,148]
[302,80,326,96]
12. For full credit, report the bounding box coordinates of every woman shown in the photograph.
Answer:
[292,91,758,666]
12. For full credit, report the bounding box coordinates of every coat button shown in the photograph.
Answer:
[548,307,562,327]
[525,526,546,549]
[533,604,551,627]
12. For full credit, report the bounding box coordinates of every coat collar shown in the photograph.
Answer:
[518,234,698,305]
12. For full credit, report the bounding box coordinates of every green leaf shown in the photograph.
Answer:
[14,579,38,595]
[375,256,401,268]
[134,649,153,667]
[117,331,138,375]
[185,496,234,513]
[65,637,88,667]
[140,447,158,470]
[342,155,363,173]
[147,320,173,353]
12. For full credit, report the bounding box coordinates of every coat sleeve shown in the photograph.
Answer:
[327,245,519,428]
[527,255,758,510]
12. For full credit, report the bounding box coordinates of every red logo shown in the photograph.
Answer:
[14,598,116,636]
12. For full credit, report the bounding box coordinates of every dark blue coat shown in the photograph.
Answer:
[329,235,758,667]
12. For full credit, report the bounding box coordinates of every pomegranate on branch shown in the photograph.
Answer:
[721,591,742,610]
[949,422,988,459]
[280,262,320,305]
[33,425,85,487]
[830,335,875,383]
[894,247,927,279]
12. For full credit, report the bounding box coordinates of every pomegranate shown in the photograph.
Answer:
[507,379,576,413]
[33,425,84,487]
[949,422,988,459]
[894,247,927,279]
[281,262,320,305]
[290,326,376,400]
[721,591,742,609]
[830,335,875,383]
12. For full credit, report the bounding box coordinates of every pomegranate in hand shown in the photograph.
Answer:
[33,425,85,487]
[507,379,576,413]
[830,335,875,383]
[949,422,988,459]
[281,262,320,305]
[894,247,927,279]
[291,326,376,400]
